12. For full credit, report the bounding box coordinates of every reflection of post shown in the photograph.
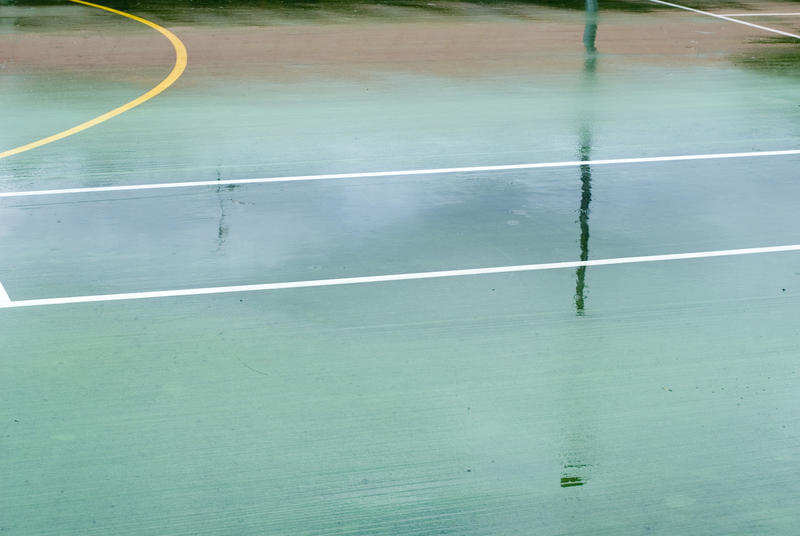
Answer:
[574,127,592,315]
[561,0,599,491]
[216,170,228,249]
[574,0,597,316]
[215,169,239,250]
[583,0,599,59]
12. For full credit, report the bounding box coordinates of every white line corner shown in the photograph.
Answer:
[0,282,11,307]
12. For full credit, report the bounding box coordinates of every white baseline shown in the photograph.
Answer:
[2,149,800,198]
[1,244,799,308]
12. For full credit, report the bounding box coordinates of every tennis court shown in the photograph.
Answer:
[1,0,799,534]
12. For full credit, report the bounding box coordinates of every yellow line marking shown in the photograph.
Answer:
[0,0,187,160]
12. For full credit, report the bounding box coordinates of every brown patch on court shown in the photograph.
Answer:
[0,6,793,84]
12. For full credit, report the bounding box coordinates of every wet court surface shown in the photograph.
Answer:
[2,1,800,534]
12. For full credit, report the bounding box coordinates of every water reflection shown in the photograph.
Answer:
[574,0,597,317]
[561,0,598,490]
[214,170,239,250]
[215,171,229,249]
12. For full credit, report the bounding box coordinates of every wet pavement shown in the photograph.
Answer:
[1,1,800,534]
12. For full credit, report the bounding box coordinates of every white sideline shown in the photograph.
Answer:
[1,244,798,308]
[2,149,800,198]
[650,0,800,40]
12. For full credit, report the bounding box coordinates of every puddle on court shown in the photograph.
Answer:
[3,0,800,301]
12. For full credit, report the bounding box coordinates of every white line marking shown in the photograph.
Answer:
[719,13,800,18]
[650,0,800,40]
[2,245,798,308]
[0,282,10,306]
[2,149,800,198]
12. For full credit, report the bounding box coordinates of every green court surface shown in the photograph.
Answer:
[1,1,799,534]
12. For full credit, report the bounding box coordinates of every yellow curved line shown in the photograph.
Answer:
[0,0,187,160]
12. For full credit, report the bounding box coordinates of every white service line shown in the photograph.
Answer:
[2,244,799,308]
[719,13,800,18]
[650,0,800,40]
[2,149,800,198]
